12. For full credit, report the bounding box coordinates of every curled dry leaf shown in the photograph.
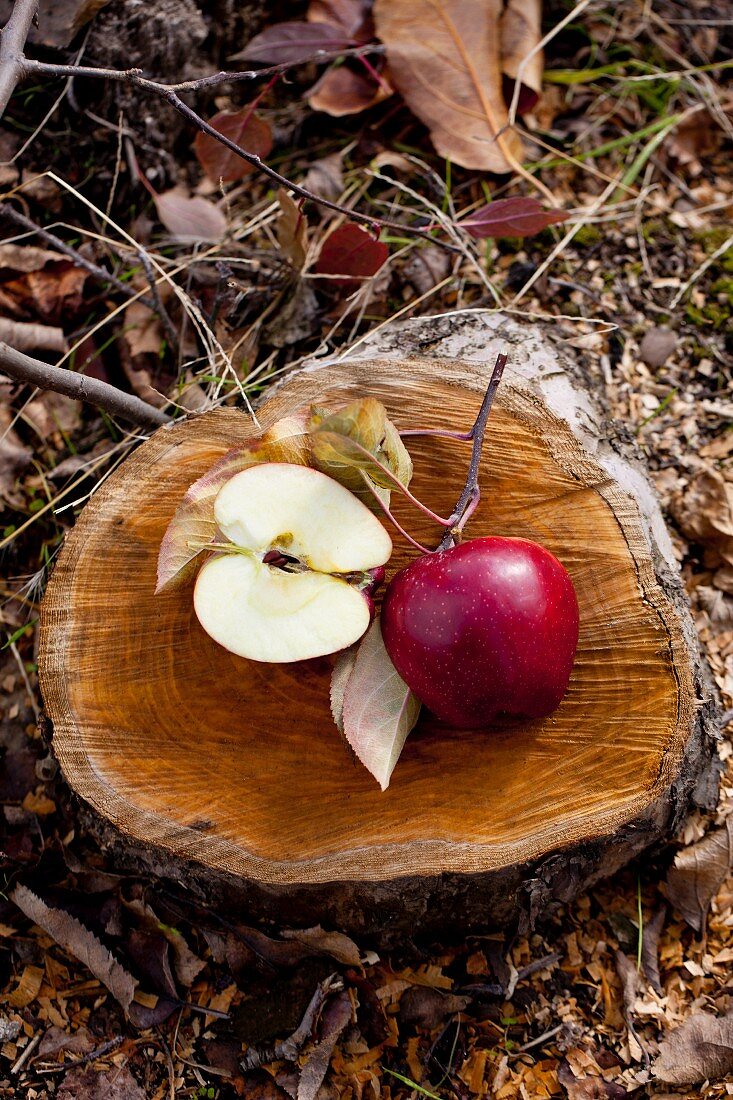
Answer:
[314,222,389,288]
[373,0,524,173]
[281,925,362,966]
[156,414,310,592]
[670,467,733,568]
[557,1061,628,1100]
[308,62,392,117]
[308,0,374,39]
[234,21,356,65]
[500,0,544,114]
[277,189,309,270]
[0,318,67,354]
[154,188,227,243]
[194,107,273,183]
[297,989,353,1100]
[640,905,666,995]
[653,1011,733,1086]
[339,618,422,790]
[10,885,138,1015]
[666,816,733,932]
[459,197,568,239]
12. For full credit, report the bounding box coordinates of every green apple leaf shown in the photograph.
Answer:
[155,415,310,593]
[338,618,421,790]
[310,397,412,510]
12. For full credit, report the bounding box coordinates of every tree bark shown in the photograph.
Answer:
[38,312,721,940]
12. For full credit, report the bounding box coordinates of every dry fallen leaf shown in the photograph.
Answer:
[557,1061,628,1099]
[373,0,524,172]
[340,618,422,790]
[234,21,356,65]
[653,1011,733,1086]
[0,405,33,505]
[500,0,543,113]
[666,817,733,932]
[308,62,392,116]
[314,222,389,288]
[281,925,362,966]
[10,885,138,1015]
[57,1065,147,1100]
[194,107,273,182]
[277,189,309,270]
[297,990,352,1100]
[459,196,567,239]
[154,188,227,243]
[671,466,733,567]
[640,905,665,995]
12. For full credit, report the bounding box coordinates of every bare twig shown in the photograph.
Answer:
[0,0,37,118]
[18,56,462,252]
[240,973,342,1072]
[437,351,508,551]
[0,342,170,429]
[0,203,161,313]
[35,1036,125,1076]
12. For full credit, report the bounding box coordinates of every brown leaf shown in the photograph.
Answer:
[57,1065,146,1100]
[308,0,373,39]
[281,926,362,966]
[0,243,61,272]
[123,898,205,988]
[341,618,421,790]
[399,985,470,1030]
[330,644,358,735]
[0,406,33,504]
[500,0,543,113]
[2,964,44,1008]
[154,189,227,243]
[234,21,356,65]
[194,108,273,183]
[277,190,308,270]
[666,818,733,932]
[0,0,111,49]
[373,0,524,172]
[303,152,346,203]
[308,62,392,117]
[38,1026,94,1058]
[557,1061,628,1099]
[10,885,138,1015]
[124,300,165,358]
[640,906,665,995]
[459,197,567,239]
[671,468,733,568]
[653,1011,733,1086]
[297,990,352,1100]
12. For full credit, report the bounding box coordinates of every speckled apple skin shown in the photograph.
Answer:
[381,537,580,728]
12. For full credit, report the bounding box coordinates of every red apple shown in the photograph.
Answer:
[381,537,579,727]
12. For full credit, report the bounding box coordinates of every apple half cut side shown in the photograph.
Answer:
[193,463,393,663]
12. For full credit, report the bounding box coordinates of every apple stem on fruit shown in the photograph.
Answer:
[358,472,433,555]
[437,351,508,552]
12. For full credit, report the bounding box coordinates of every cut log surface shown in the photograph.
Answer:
[39,314,720,936]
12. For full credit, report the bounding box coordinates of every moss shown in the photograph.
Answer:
[642,219,663,242]
[711,277,733,305]
[573,224,603,247]
[685,300,731,330]
[693,226,733,254]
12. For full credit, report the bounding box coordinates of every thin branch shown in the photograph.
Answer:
[437,351,508,551]
[19,57,461,253]
[0,0,38,118]
[241,974,342,1072]
[0,203,160,313]
[0,342,170,429]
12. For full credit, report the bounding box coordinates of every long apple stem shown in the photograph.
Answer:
[436,351,508,552]
[359,473,433,554]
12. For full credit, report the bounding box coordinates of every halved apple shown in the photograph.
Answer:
[193,463,392,662]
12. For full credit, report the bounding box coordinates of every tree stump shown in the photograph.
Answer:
[39,314,720,938]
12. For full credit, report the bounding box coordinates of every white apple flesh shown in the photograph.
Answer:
[193,463,392,662]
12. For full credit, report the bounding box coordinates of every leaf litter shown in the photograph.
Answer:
[2,0,733,1095]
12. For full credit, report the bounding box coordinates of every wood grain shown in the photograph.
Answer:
[39,358,696,887]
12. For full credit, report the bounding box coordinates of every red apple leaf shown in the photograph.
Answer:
[156,413,311,593]
[276,189,308,270]
[314,223,389,288]
[154,189,227,243]
[232,21,356,65]
[458,197,568,239]
[194,108,273,183]
[339,618,421,790]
